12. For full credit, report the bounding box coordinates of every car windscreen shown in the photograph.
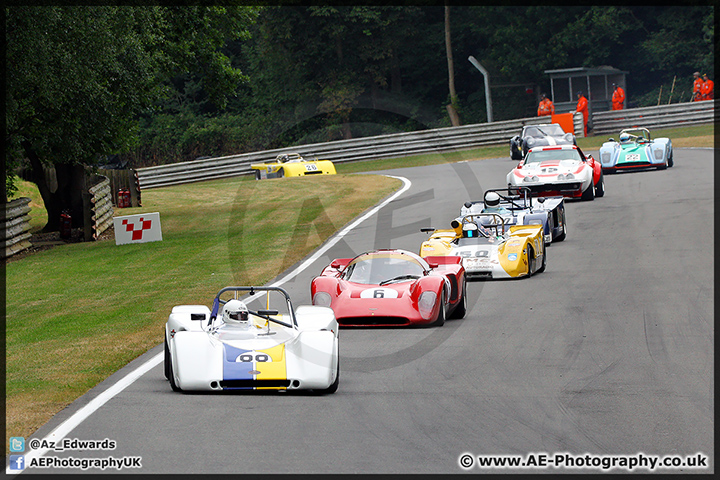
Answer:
[525,148,581,164]
[537,125,566,136]
[344,253,425,285]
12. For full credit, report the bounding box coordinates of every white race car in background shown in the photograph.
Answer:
[164,286,339,393]
[507,144,604,201]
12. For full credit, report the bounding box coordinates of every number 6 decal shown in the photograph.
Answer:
[360,288,399,299]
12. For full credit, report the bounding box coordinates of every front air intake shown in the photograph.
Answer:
[219,379,291,389]
[339,316,411,326]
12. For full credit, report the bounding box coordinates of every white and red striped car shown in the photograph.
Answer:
[507,144,604,201]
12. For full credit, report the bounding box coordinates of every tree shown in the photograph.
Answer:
[5,6,259,230]
[445,5,461,126]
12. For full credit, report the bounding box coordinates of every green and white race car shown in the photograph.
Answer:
[598,127,673,173]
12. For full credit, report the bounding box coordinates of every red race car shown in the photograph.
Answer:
[311,249,467,327]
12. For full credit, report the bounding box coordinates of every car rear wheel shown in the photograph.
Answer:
[449,278,467,319]
[554,210,567,242]
[525,245,536,276]
[163,334,170,380]
[668,150,674,167]
[594,171,605,197]
[277,168,285,178]
[316,353,339,394]
[168,355,181,392]
[254,169,262,180]
[537,241,547,273]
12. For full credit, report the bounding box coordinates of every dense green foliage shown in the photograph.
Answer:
[4,6,260,217]
[4,6,714,227]
[129,5,714,167]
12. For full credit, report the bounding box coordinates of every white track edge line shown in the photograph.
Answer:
[6,174,411,475]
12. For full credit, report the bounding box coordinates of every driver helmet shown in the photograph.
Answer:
[484,191,501,207]
[223,299,249,325]
[619,132,631,142]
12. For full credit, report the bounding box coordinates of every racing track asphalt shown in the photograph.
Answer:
[10,148,714,475]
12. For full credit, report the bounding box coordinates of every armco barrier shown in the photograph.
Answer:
[136,101,714,189]
[591,100,715,136]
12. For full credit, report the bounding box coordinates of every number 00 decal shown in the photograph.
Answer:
[360,288,399,299]
[235,352,272,363]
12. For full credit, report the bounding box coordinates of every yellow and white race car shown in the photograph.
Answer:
[250,152,336,180]
[420,213,546,279]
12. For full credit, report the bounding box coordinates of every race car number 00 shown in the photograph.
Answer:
[235,352,271,363]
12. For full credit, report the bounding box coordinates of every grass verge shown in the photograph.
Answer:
[4,173,400,448]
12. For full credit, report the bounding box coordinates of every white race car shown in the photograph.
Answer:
[507,144,605,201]
[164,286,339,393]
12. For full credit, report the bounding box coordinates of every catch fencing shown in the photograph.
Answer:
[136,101,714,189]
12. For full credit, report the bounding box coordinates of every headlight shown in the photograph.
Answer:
[654,148,664,160]
[313,292,332,308]
[557,174,566,180]
[565,173,575,180]
[418,291,437,320]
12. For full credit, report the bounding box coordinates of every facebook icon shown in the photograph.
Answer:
[9,455,25,471]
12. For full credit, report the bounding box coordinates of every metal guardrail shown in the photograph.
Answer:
[136,117,551,189]
[591,100,716,136]
[137,101,714,189]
